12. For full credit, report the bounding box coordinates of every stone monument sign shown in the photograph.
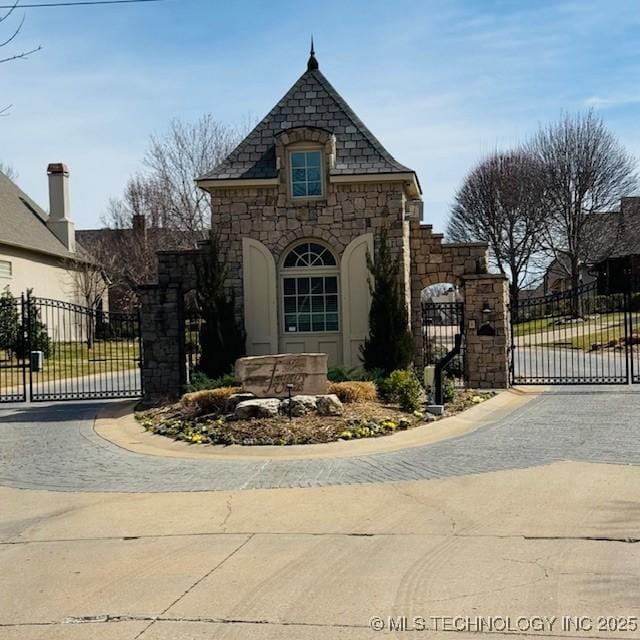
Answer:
[235,353,328,398]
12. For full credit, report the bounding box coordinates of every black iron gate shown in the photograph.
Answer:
[511,282,640,385]
[0,294,142,403]
[0,294,26,402]
[423,300,465,402]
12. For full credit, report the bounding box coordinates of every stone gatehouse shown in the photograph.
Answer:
[139,46,510,399]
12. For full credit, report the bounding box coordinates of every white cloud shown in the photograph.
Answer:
[585,95,640,109]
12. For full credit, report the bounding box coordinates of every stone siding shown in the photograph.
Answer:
[211,180,413,323]
[409,221,488,363]
[462,274,510,388]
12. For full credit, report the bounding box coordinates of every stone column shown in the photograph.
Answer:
[138,283,185,402]
[462,274,510,389]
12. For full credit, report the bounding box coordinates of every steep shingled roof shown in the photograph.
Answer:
[0,171,81,260]
[584,200,640,263]
[199,56,415,183]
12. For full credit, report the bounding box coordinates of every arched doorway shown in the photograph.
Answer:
[421,282,465,388]
[279,240,342,365]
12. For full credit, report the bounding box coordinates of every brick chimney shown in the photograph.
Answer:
[46,163,76,253]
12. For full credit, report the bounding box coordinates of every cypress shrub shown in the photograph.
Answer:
[360,228,414,375]
[194,230,246,379]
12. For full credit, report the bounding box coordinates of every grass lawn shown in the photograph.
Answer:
[513,317,557,337]
[569,326,626,351]
[514,312,627,338]
[0,341,140,390]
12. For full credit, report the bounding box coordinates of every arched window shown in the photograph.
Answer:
[282,242,339,333]
[283,242,336,268]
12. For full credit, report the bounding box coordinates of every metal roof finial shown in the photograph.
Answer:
[307,35,319,71]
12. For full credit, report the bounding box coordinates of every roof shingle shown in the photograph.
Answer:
[199,66,414,182]
[0,171,80,260]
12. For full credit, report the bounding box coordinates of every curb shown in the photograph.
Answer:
[93,386,544,462]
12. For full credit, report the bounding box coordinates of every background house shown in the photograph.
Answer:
[77,216,202,312]
[540,197,640,295]
[0,164,106,309]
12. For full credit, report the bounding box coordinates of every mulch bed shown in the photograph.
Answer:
[136,388,496,447]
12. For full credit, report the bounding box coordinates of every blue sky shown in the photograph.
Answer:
[2,0,640,232]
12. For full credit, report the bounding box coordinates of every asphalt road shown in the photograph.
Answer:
[2,386,640,492]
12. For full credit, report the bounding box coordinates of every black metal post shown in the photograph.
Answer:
[434,333,462,405]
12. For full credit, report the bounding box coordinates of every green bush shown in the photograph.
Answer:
[383,369,423,412]
[187,371,239,392]
[14,293,50,358]
[442,375,456,404]
[327,366,371,382]
[0,287,19,352]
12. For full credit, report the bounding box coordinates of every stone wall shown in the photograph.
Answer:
[462,274,510,389]
[409,220,489,364]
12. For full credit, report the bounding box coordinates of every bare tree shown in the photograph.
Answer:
[529,111,638,311]
[98,115,244,305]
[62,257,111,347]
[0,161,17,180]
[142,114,242,233]
[448,150,548,306]
[1,1,42,116]
[96,190,181,304]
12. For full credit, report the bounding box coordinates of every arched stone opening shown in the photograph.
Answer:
[421,282,463,305]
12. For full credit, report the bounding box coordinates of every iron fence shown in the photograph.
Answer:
[0,293,142,402]
[423,301,466,388]
[0,295,26,403]
[511,282,631,384]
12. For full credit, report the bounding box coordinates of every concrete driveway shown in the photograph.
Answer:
[1,388,640,638]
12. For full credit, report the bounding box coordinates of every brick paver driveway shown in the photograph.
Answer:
[1,387,639,493]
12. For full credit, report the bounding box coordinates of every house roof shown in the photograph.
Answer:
[0,170,82,260]
[584,200,640,263]
[198,51,417,186]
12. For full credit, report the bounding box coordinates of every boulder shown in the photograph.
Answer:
[233,398,281,420]
[280,395,318,417]
[225,392,256,412]
[316,394,344,416]
[235,353,328,397]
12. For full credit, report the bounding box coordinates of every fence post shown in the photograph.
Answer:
[462,274,510,389]
[138,284,184,402]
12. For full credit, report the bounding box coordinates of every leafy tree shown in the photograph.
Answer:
[360,228,414,375]
[0,286,19,353]
[15,291,50,359]
[194,230,245,379]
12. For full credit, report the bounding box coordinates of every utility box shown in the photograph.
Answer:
[423,365,435,391]
[30,351,44,373]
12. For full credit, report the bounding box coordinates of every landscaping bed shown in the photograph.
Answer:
[136,375,496,446]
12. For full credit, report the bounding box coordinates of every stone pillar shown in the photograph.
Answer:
[138,283,185,402]
[462,274,510,389]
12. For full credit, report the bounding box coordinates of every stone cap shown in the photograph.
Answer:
[443,241,489,249]
[47,163,69,176]
[461,273,509,281]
